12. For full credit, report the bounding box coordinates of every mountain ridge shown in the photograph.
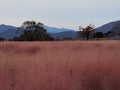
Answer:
[0,20,120,40]
[0,24,76,39]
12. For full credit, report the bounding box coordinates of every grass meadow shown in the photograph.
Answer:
[0,41,120,90]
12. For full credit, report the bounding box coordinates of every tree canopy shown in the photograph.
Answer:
[14,20,54,41]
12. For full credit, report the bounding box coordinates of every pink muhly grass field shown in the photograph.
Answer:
[0,41,120,90]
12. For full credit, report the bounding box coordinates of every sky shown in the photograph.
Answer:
[0,0,120,30]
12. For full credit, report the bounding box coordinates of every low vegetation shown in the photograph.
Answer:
[0,41,120,90]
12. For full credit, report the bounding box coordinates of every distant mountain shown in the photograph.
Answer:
[96,20,120,33]
[0,24,17,33]
[50,31,77,39]
[45,26,75,33]
[0,29,21,39]
[46,26,77,39]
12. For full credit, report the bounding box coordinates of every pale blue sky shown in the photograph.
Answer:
[0,0,120,29]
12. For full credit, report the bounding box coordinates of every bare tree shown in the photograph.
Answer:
[78,24,95,40]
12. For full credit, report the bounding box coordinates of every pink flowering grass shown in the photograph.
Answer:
[0,41,120,90]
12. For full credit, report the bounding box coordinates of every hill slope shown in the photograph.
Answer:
[0,24,17,33]
[96,20,120,33]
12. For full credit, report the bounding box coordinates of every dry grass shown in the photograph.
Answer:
[0,41,120,90]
